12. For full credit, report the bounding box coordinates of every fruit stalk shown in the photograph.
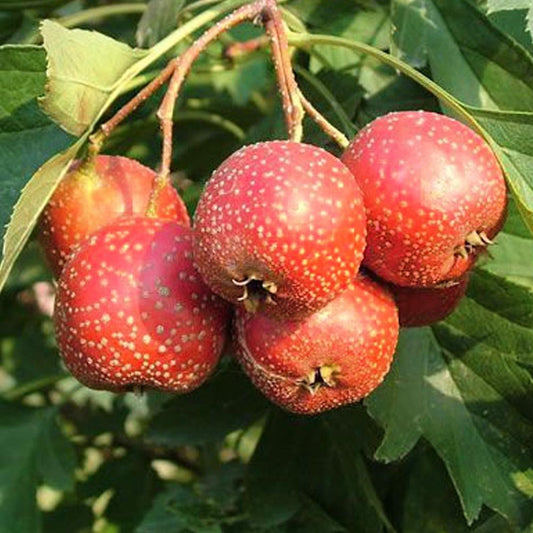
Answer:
[156,1,262,190]
[298,89,349,149]
[155,0,304,189]
[224,34,349,148]
[260,0,304,143]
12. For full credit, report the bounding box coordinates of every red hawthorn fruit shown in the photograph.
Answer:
[54,217,229,393]
[233,276,399,415]
[193,141,367,319]
[40,155,190,276]
[389,274,469,328]
[341,111,507,287]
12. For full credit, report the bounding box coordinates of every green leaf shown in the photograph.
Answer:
[247,407,392,532]
[476,197,533,287]
[366,274,533,527]
[297,68,361,145]
[0,1,250,293]
[304,4,390,73]
[41,20,147,136]
[82,452,162,531]
[0,0,69,9]
[488,9,533,56]
[401,448,470,533]
[391,0,533,110]
[136,0,186,48]
[466,106,533,234]
[0,142,82,294]
[43,503,94,533]
[487,0,531,12]
[480,231,533,287]
[137,485,223,533]
[147,363,269,446]
[0,45,73,285]
[211,57,270,106]
[0,402,76,532]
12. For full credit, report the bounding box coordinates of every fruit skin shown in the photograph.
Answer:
[54,216,230,393]
[388,274,469,328]
[341,111,507,287]
[193,140,367,319]
[40,155,190,276]
[233,276,399,415]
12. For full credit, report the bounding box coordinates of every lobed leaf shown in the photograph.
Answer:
[366,270,533,526]
[391,0,533,111]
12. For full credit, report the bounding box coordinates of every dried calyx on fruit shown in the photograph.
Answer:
[40,155,190,277]
[341,111,507,288]
[233,276,399,415]
[193,140,367,319]
[54,217,229,393]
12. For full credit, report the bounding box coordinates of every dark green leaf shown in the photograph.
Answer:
[391,0,533,110]
[136,484,223,533]
[147,363,269,446]
[247,407,392,532]
[465,106,533,234]
[401,448,470,533]
[82,452,162,531]
[0,45,72,286]
[308,5,390,72]
[488,10,533,56]
[137,0,186,48]
[43,502,94,533]
[0,0,69,8]
[297,68,361,146]
[366,293,533,527]
[211,57,270,106]
[0,402,75,532]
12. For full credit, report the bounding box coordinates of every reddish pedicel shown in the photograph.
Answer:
[54,217,229,393]
[40,155,190,276]
[233,276,399,415]
[193,140,367,319]
[342,111,507,287]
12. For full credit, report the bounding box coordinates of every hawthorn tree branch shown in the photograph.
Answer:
[150,0,305,214]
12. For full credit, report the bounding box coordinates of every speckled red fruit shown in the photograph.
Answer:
[40,155,190,276]
[341,111,507,287]
[389,274,469,328]
[54,217,229,393]
[233,276,399,415]
[193,141,367,319]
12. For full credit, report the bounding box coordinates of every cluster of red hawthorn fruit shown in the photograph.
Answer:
[40,108,507,415]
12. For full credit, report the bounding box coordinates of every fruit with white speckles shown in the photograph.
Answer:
[341,111,507,287]
[389,274,469,328]
[233,276,399,415]
[54,216,229,393]
[40,155,190,277]
[193,140,367,319]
